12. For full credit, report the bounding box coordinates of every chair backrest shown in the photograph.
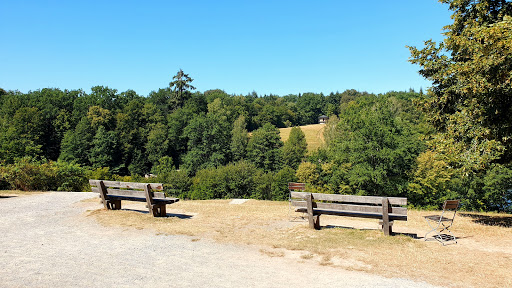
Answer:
[443,200,460,211]
[442,199,460,222]
[288,182,306,192]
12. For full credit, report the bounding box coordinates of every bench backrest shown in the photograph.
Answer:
[89,179,166,199]
[290,192,407,216]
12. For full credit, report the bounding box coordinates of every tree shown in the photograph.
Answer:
[247,123,284,172]
[169,69,196,111]
[408,0,512,210]
[89,126,119,169]
[59,117,94,166]
[0,107,44,163]
[326,96,425,196]
[182,113,231,173]
[408,0,512,171]
[296,93,325,124]
[146,123,169,169]
[282,126,307,169]
[231,115,249,161]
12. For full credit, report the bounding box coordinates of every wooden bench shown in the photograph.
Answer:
[291,191,407,236]
[89,179,179,217]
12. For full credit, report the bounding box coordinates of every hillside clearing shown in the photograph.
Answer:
[279,124,325,152]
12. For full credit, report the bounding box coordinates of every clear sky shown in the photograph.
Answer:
[0,0,453,97]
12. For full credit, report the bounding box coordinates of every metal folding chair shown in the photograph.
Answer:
[288,182,306,221]
[424,200,460,245]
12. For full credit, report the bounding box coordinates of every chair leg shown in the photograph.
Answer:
[439,223,457,244]
[425,220,457,245]
[424,219,441,241]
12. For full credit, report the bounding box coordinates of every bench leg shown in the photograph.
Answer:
[379,220,394,236]
[314,215,320,230]
[104,199,121,210]
[152,204,167,217]
[110,200,121,210]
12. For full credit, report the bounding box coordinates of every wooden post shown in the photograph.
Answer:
[382,197,391,236]
[110,199,121,210]
[306,193,318,229]
[97,180,109,209]
[156,204,166,217]
[144,183,156,216]
[314,214,320,230]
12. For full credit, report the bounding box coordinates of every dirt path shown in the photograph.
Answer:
[0,192,440,288]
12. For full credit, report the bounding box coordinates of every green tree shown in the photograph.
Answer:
[326,96,425,196]
[182,113,231,173]
[146,123,169,169]
[296,93,325,124]
[0,107,44,163]
[89,126,119,169]
[169,69,196,111]
[231,115,249,161]
[282,126,307,169]
[408,0,512,171]
[408,0,512,210]
[247,123,284,172]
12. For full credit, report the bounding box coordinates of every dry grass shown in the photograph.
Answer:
[0,190,43,197]
[87,199,512,288]
[279,124,325,152]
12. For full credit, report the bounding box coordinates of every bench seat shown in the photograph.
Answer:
[295,207,408,221]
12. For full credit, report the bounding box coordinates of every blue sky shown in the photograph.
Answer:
[1,0,453,96]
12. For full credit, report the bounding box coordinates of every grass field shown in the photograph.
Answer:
[279,124,325,152]
[89,199,512,288]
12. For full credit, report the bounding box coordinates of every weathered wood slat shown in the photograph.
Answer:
[106,188,146,198]
[106,195,178,204]
[89,179,163,190]
[98,188,166,199]
[290,192,407,206]
[312,209,408,221]
[291,201,407,215]
[294,207,407,220]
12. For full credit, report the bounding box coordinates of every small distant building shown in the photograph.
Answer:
[318,115,329,124]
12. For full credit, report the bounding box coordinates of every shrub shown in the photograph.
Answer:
[271,166,297,201]
[0,157,56,191]
[190,161,267,200]
[54,161,88,191]
[0,157,87,191]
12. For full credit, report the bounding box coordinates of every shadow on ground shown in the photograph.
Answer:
[0,195,16,199]
[459,213,512,228]
[323,225,421,239]
[121,208,194,219]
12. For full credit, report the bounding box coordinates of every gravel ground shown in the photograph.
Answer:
[0,192,441,288]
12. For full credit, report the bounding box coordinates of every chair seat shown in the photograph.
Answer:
[424,215,452,222]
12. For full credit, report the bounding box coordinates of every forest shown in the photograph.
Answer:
[1,0,511,212]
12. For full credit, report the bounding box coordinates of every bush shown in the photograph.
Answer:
[0,157,88,191]
[481,165,512,212]
[156,169,192,199]
[54,161,88,191]
[271,166,297,200]
[252,171,273,200]
[189,167,221,200]
[189,161,272,200]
